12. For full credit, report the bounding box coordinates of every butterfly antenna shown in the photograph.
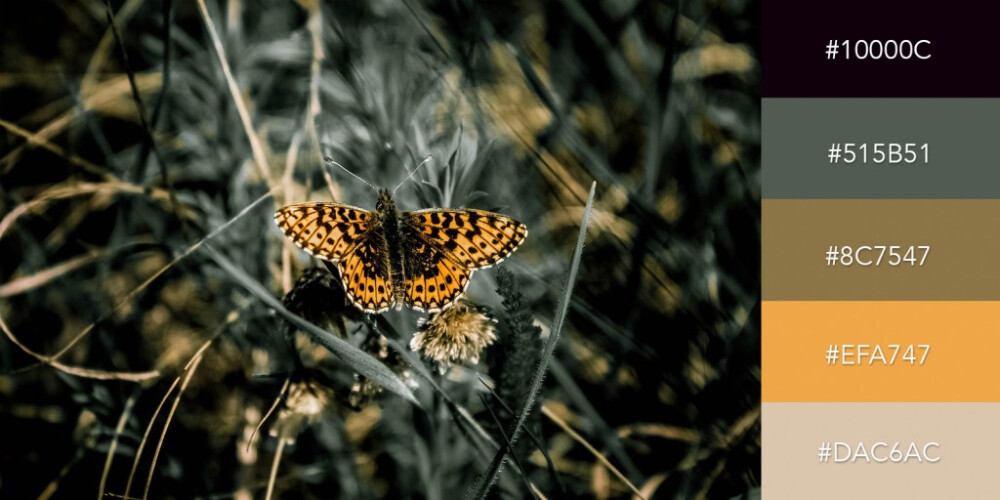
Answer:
[392,155,433,194]
[324,156,379,194]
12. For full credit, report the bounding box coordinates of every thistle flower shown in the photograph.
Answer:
[410,300,498,373]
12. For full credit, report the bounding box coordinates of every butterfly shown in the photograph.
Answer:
[275,189,527,314]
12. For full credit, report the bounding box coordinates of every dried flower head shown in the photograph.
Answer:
[284,267,366,368]
[410,300,498,372]
[283,267,363,338]
[348,375,382,410]
[271,380,333,443]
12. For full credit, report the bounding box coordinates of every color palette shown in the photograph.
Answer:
[763,2,1000,496]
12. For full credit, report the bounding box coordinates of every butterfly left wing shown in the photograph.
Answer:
[275,201,393,313]
[274,202,371,262]
[401,209,528,270]
[338,231,394,314]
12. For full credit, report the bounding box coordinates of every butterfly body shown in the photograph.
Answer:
[370,191,408,307]
[275,189,527,314]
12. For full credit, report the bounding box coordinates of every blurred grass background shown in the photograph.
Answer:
[0,0,759,498]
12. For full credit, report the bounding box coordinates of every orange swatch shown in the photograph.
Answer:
[764,301,1000,402]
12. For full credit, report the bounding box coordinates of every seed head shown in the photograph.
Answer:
[271,380,332,443]
[410,300,498,373]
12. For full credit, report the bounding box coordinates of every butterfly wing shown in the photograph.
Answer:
[402,209,528,269]
[274,202,371,261]
[398,209,527,312]
[399,225,472,312]
[277,202,527,314]
[337,231,394,314]
[275,202,393,313]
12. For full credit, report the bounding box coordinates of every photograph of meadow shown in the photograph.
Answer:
[0,0,760,498]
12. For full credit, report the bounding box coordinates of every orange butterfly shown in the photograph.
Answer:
[275,189,527,314]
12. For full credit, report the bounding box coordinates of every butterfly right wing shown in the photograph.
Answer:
[274,202,371,262]
[401,209,527,270]
[399,219,473,312]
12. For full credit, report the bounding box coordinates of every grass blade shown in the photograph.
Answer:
[375,317,498,455]
[204,245,419,406]
[540,404,644,499]
[467,181,596,499]
[194,0,271,184]
[477,375,565,494]
[549,359,642,481]
[97,391,138,500]
[477,393,540,500]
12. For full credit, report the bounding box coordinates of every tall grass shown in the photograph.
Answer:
[0,0,760,498]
